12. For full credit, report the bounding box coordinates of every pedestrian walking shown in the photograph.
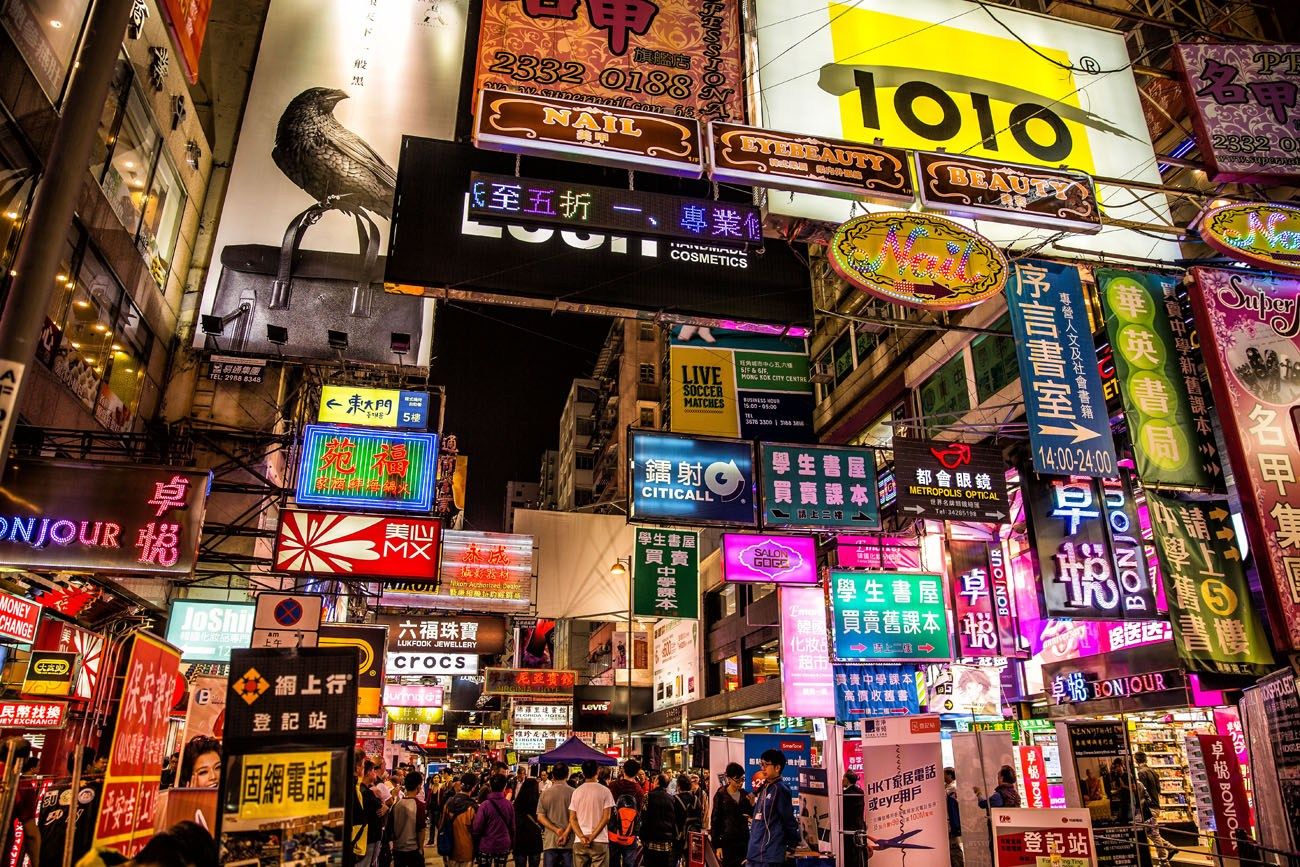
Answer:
[642,774,685,867]
[842,772,869,867]
[515,777,545,867]
[439,773,479,867]
[709,764,752,867]
[472,776,516,867]
[975,766,1021,809]
[391,771,428,867]
[945,768,964,867]
[608,760,644,867]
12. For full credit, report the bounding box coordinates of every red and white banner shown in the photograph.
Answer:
[274,510,441,579]
[0,592,40,643]
[1197,734,1253,856]
[0,699,66,729]
[1015,745,1050,809]
[383,683,444,708]
[92,632,182,856]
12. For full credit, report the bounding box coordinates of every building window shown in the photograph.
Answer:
[918,353,971,436]
[576,452,595,470]
[832,330,854,382]
[89,55,186,289]
[0,0,93,102]
[639,363,656,384]
[639,322,655,341]
[722,655,740,692]
[0,107,38,288]
[751,640,780,684]
[719,583,738,618]
[854,323,883,365]
[639,407,656,428]
[971,314,1019,403]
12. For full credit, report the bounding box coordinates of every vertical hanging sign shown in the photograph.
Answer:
[1190,266,1300,651]
[1007,260,1118,478]
[1097,269,1221,490]
[1146,492,1273,676]
[949,539,1022,658]
[632,527,700,619]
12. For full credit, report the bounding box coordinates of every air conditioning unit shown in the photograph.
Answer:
[809,362,834,384]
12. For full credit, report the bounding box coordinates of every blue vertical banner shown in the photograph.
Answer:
[1007,259,1118,478]
[743,733,812,815]
[831,664,922,723]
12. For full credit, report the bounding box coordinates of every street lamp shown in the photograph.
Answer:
[609,557,632,761]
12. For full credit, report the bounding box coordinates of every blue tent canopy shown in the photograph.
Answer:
[536,736,618,766]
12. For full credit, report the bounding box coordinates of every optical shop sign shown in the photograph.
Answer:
[0,460,211,575]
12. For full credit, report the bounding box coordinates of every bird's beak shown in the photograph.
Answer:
[329,89,349,104]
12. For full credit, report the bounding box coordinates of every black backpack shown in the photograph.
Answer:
[609,793,642,846]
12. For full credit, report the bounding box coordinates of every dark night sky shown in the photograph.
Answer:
[430,303,610,532]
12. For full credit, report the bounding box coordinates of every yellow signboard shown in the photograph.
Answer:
[670,345,740,438]
[388,706,444,725]
[236,751,333,822]
[317,386,429,429]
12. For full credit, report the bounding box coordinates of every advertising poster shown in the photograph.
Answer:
[1096,269,1221,490]
[1251,671,1300,852]
[474,0,743,123]
[317,624,387,717]
[857,716,946,867]
[21,650,76,697]
[93,632,183,857]
[779,586,835,718]
[893,438,1009,523]
[653,619,700,711]
[798,768,832,853]
[926,662,1002,715]
[195,0,460,363]
[628,432,756,527]
[1008,260,1118,478]
[633,528,700,619]
[992,808,1097,867]
[517,619,556,669]
[759,443,879,529]
[1175,43,1300,182]
[670,327,814,442]
[1146,493,1273,675]
[949,539,1022,657]
[0,460,211,575]
[220,749,348,866]
[751,0,1175,262]
[833,664,921,721]
[1057,721,1139,867]
[166,601,255,663]
[836,535,923,571]
[829,571,951,661]
[386,529,534,611]
[744,734,811,815]
[1196,734,1252,855]
[1190,267,1300,651]
[1015,746,1051,810]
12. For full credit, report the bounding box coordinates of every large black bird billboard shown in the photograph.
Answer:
[195,0,470,364]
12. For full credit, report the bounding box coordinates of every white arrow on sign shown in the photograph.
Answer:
[1036,422,1102,443]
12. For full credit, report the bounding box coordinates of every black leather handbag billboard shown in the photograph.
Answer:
[207,203,431,364]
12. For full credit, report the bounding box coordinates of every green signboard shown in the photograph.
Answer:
[1146,492,1273,676]
[294,425,439,512]
[1098,269,1221,490]
[759,443,880,530]
[829,571,951,662]
[632,527,699,619]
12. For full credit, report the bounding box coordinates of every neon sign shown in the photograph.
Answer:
[294,425,438,512]
[721,533,817,584]
[1199,202,1300,275]
[468,172,762,249]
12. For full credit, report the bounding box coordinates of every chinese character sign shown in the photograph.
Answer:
[1175,43,1300,182]
[721,533,818,585]
[1016,746,1051,810]
[629,432,756,526]
[633,527,700,618]
[992,808,1097,867]
[421,530,534,611]
[950,540,1020,657]
[832,663,921,722]
[893,438,1009,522]
[224,648,359,751]
[379,615,508,654]
[836,535,923,571]
[1024,474,1154,620]
[294,425,438,512]
[759,443,878,529]
[856,716,947,867]
[231,751,335,822]
[1146,492,1273,676]
[318,386,429,429]
[1007,260,1118,478]
[483,667,578,697]
[474,0,743,123]
[275,511,442,580]
[0,460,210,575]
[1196,734,1253,855]
[1097,269,1221,490]
[93,632,182,857]
[779,586,835,718]
[1190,267,1300,651]
[829,571,951,661]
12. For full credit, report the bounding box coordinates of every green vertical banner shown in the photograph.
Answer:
[1146,492,1273,675]
[1097,269,1222,490]
[633,527,700,619]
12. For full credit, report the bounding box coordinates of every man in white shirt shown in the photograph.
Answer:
[568,760,615,867]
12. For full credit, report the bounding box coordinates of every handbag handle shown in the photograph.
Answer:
[268,202,383,315]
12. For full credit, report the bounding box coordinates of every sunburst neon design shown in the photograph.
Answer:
[276,512,384,573]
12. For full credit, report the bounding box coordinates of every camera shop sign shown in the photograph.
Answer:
[0,460,211,575]
[474,88,704,177]
[913,152,1101,234]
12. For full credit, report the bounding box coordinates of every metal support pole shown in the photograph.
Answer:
[626,563,633,759]
[61,746,83,867]
[0,0,136,466]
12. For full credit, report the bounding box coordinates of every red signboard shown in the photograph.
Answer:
[1198,734,1252,856]
[92,632,182,856]
[159,0,212,84]
[483,667,577,697]
[274,510,441,579]
[1190,267,1300,650]
[0,592,40,644]
[1015,745,1050,810]
[0,699,66,729]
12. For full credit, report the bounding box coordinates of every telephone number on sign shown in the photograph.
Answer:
[1212,133,1300,154]
[1035,445,1115,476]
[487,52,694,101]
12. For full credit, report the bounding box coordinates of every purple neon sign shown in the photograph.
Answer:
[721,533,818,584]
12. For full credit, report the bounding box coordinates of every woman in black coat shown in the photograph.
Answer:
[643,773,686,867]
[513,777,544,867]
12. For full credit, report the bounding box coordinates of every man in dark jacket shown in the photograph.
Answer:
[746,749,799,867]
[710,763,752,867]
[642,774,685,867]
[842,772,869,867]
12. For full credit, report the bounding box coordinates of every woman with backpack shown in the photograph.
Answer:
[642,774,685,867]
[472,775,516,867]
[514,777,545,867]
[439,773,480,867]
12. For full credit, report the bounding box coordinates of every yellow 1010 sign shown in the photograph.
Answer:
[827,212,1008,310]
